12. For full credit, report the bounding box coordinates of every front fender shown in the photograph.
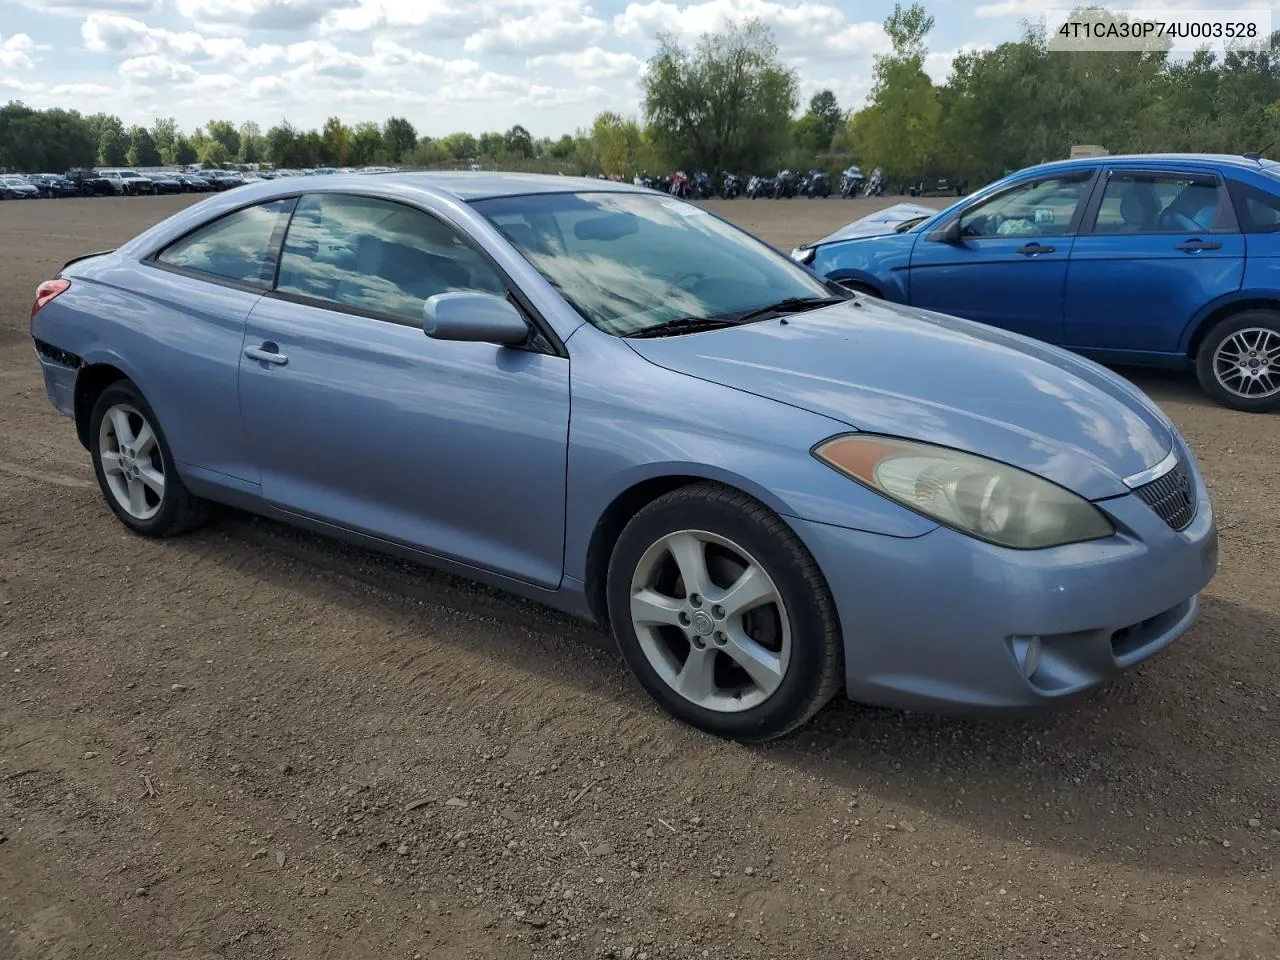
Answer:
[562,330,937,584]
[810,235,915,303]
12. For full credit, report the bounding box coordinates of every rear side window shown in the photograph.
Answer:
[156,198,296,288]
[1227,180,1280,233]
[1091,172,1229,234]
[275,194,506,324]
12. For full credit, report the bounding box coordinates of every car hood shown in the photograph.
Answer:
[811,203,939,244]
[627,298,1174,500]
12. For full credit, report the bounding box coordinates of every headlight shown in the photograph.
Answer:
[790,245,815,265]
[813,434,1114,549]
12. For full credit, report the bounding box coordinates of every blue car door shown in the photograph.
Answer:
[236,192,571,589]
[1063,167,1245,357]
[133,196,298,485]
[906,169,1098,344]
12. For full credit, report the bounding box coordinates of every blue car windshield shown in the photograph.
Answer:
[471,191,834,337]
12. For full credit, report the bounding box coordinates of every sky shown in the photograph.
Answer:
[0,0,1271,137]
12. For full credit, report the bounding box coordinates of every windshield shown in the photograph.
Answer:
[471,191,834,336]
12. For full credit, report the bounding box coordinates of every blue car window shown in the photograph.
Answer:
[1093,174,1224,234]
[276,194,506,324]
[958,176,1089,239]
[1227,180,1280,233]
[156,198,295,288]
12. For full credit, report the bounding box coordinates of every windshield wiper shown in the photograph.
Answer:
[731,295,848,325]
[625,316,742,339]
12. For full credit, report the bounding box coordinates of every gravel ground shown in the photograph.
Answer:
[0,193,1276,960]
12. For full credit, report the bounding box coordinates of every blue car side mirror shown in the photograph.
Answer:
[423,292,530,346]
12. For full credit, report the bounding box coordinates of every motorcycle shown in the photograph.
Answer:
[691,171,713,200]
[806,170,831,198]
[668,171,691,198]
[720,172,742,199]
[839,165,865,198]
[863,168,884,197]
[772,169,801,199]
[746,175,772,198]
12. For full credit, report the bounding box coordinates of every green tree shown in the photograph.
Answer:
[546,134,576,160]
[477,131,505,157]
[382,116,417,162]
[504,124,534,158]
[351,121,384,165]
[642,19,798,173]
[321,116,352,165]
[204,119,241,159]
[807,89,843,145]
[852,3,940,179]
[238,121,264,164]
[199,140,230,166]
[405,138,452,167]
[96,119,128,166]
[591,111,652,175]
[440,132,477,159]
[151,117,179,164]
[173,135,197,167]
[126,125,161,166]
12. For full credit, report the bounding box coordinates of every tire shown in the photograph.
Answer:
[1194,309,1280,412]
[606,482,843,741]
[89,381,211,536]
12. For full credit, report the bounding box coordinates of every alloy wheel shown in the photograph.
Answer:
[98,402,165,520]
[1213,327,1280,400]
[628,529,791,713]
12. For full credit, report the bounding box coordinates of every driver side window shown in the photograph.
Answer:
[958,175,1091,239]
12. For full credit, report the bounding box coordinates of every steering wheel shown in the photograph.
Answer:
[670,271,706,292]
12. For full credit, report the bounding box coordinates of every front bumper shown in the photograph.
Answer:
[791,440,1218,714]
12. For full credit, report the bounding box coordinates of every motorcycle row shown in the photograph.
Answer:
[630,166,884,200]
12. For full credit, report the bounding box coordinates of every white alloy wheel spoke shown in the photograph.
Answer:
[723,627,784,694]
[665,532,711,598]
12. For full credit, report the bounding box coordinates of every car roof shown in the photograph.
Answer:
[349,171,646,201]
[1019,153,1277,175]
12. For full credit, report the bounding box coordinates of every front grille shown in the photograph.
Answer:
[1133,457,1196,531]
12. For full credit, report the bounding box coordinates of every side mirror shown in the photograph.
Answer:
[423,292,529,346]
[935,219,963,244]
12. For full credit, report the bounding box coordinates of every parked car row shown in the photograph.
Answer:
[0,165,402,199]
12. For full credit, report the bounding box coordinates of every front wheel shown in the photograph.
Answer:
[1195,310,1280,412]
[606,483,843,741]
[89,381,211,536]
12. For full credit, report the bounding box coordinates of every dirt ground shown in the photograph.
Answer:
[0,192,1276,960]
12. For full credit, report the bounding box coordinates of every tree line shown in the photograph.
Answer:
[1,4,1277,184]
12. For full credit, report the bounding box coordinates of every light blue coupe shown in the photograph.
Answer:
[30,173,1219,739]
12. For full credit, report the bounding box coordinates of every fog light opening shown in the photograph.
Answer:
[1011,635,1042,680]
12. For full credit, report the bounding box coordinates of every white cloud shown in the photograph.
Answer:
[176,0,359,31]
[527,47,644,79]
[371,39,479,76]
[0,34,37,71]
[464,6,606,56]
[15,0,158,13]
[613,0,884,61]
[119,54,201,85]
[84,15,287,69]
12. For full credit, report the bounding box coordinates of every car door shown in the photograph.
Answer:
[237,192,571,589]
[907,169,1098,344]
[137,196,297,485]
[1063,167,1245,355]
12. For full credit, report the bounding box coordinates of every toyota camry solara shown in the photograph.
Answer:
[29,173,1219,740]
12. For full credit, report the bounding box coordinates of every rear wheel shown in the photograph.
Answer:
[1195,310,1280,412]
[89,381,211,536]
[606,482,843,741]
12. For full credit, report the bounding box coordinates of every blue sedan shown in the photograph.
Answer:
[30,173,1217,739]
[794,154,1280,411]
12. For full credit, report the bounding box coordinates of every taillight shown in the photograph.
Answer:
[31,278,70,320]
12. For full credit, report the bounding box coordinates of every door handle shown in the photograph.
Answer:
[1173,239,1222,251]
[244,343,288,365]
[1015,243,1055,255]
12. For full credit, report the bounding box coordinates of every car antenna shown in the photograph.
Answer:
[1243,134,1279,162]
